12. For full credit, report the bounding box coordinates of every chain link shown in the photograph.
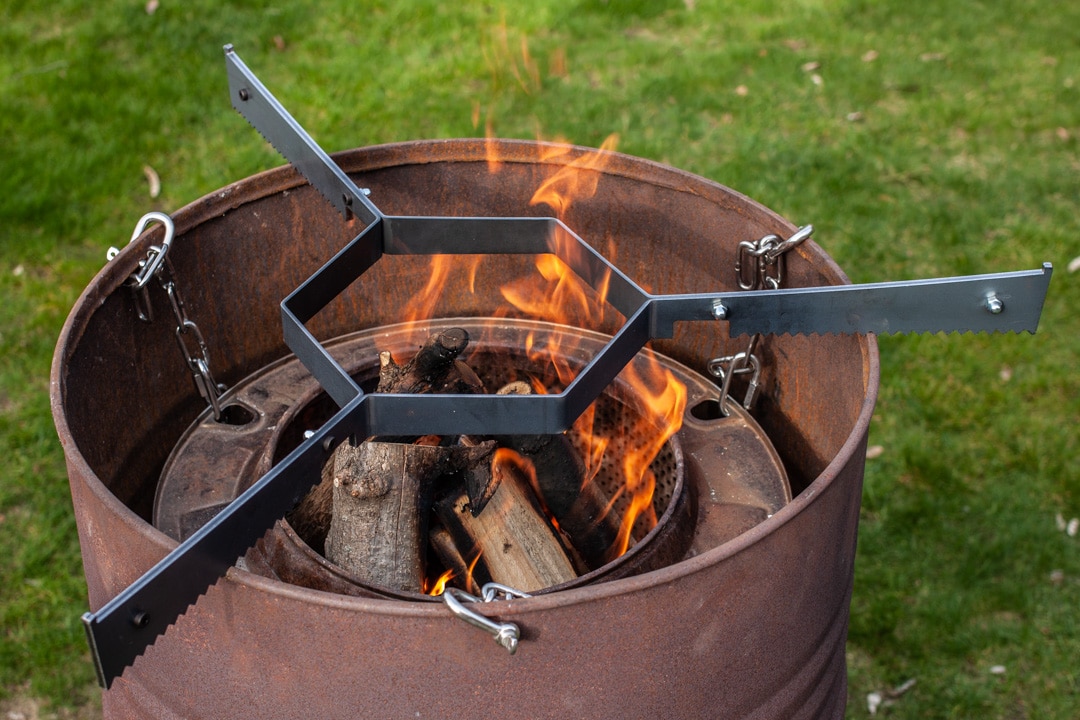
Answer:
[711,225,813,415]
[109,213,225,420]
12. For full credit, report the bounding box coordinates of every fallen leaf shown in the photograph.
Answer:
[811,73,823,86]
[862,50,879,63]
[1057,127,1070,141]
[866,445,884,459]
[1056,513,1067,531]
[999,365,1013,382]
[146,0,159,14]
[1067,255,1080,273]
[735,85,749,96]
[1068,518,1079,537]
[846,111,864,122]
[143,164,161,198]
[12,265,24,277]
[1049,569,1064,585]
[801,61,820,72]
[989,665,1006,675]
[867,692,882,715]
[273,35,286,52]
[920,52,946,62]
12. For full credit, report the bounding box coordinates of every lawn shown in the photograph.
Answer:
[2,0,1077,717]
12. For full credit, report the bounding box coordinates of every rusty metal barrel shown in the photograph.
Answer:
[52,139,878,718]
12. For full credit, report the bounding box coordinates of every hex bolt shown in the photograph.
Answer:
[985,293,1004,315]
[712,300,729,320]
[130,610,150,629]
[238,88,250,102]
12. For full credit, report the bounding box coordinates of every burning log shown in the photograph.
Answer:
[428,524,487,595]
[377,327,482,394]
[503,433,620,571]
[434,448,577,593]
[292,327,616,595]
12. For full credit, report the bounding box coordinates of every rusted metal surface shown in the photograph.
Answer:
[52,139,878,718]
[153,319,785,599]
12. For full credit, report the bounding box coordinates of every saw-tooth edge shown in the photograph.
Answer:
[233,105,345,216]
[87,579,217,689]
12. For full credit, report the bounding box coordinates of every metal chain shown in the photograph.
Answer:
[108,213,226,420]
[441,582,531,655]
[710,225,813,415]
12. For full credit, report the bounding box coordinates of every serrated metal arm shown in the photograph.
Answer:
[700,263,1053,337]
[224,44,380,225]
[82,397,367,688]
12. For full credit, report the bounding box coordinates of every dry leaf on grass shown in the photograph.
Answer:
[142,165,160,198]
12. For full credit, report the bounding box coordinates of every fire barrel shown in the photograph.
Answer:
[52,140,878,718]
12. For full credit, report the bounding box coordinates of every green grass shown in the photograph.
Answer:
[2,0,1078,716]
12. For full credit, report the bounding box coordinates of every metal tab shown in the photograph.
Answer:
[712,264,1053,337]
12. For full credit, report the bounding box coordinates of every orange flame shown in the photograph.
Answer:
[463,548,483,594]
[399,254,482,327]
[491,447,564,535]
[501,137,688,560]
[427,567,455,596]
[427,547,484,595]
[609,355,686,558]
[403,40,685,565]
[529,134,619,217]
[485,20,541,95]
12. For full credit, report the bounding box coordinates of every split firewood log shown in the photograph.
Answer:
[434,448,578,593]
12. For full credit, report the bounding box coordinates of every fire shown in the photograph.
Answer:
[426,567,454,596]
[491,447,562,534]
[608,355,686,558]
[502,136,688,559]
[427,549,484,596]
[400,254,482,327]
[404,73,686,570]
[528,133,620,217]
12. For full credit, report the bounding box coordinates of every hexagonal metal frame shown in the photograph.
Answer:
[280,210,724,437]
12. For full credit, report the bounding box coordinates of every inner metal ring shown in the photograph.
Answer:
[155,318,789,599]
